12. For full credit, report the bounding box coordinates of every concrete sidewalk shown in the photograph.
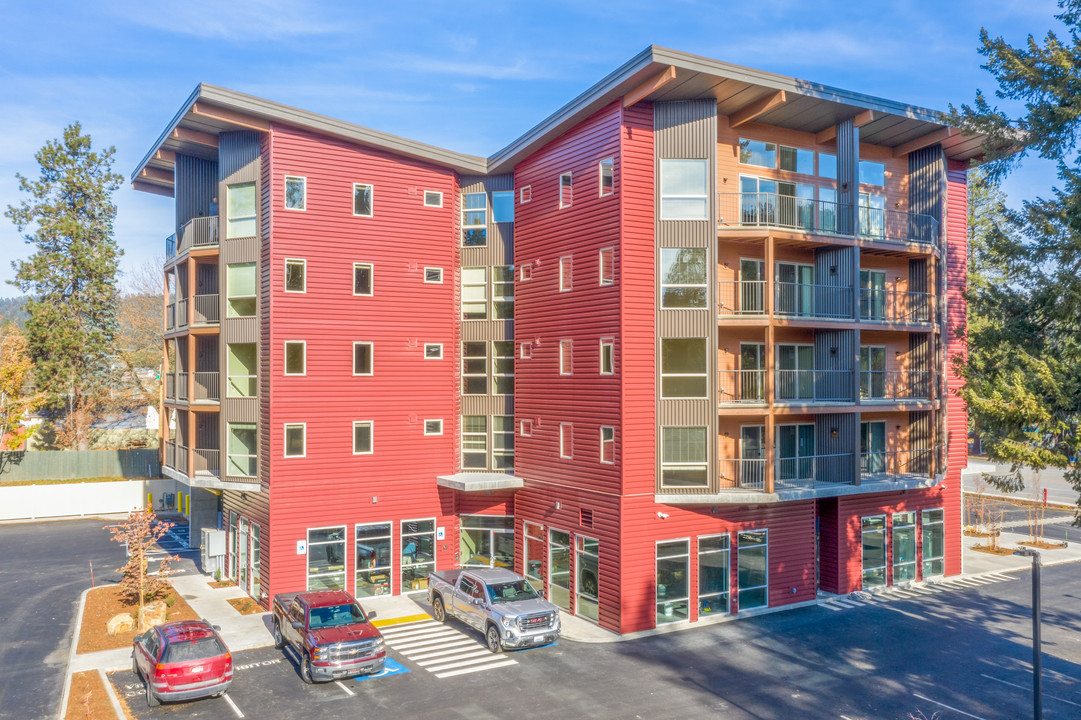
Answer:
[962,529,1081,575]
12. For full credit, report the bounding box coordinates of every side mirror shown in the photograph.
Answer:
[472,597,484,606]
[367,610,377,620]
[291,620,304,631]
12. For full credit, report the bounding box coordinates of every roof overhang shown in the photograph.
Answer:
[436,473,524,492]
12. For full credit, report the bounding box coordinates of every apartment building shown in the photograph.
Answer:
[133,46,989,634]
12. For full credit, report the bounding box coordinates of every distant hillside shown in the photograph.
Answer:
[0,296,28,327]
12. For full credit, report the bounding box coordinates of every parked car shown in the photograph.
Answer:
[131,619,232,707]
[271,590,385,683]
[428,568,560,653]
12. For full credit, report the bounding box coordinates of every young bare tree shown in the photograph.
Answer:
[114,258,165,409]
[105,506,178,630]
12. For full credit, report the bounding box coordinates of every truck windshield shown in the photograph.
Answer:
[309,603,366,629]
[486,580,540,604]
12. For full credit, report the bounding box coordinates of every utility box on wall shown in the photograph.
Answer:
[201,528,226,577]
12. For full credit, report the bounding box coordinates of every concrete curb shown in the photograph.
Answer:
[58,586,92,720]
[98,667,126,720]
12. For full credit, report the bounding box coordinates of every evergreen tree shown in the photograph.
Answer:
[5,122,123,450]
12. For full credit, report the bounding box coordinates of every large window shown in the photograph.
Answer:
[462,342,487,395]
[226,182,257,238]
[779,145,814,174]
[284,175,306,210]
[353,421,373,454]
[859,160,886,186]
[660,248,707,308]
[227,422,257,477]
[577,536,599,622]
[353,183,373,217]
[737,530,768,610]
[922,509,944,577]
[524,521,545,591]
[401,519,436,592]
[308,526,346,591]
[284,341,305,375]
[462,192,487,246]
[493,266,514,319]
[353,342,373,375]
[549,529,571,610]
[227,262,257,317]
[660,159,708,220]
[818,153,837,179]
[355,523,392,598]
[661,338,708,397]
[284,423,305,458]
[859,192,886,239]
[861,516,887,589]
[893,512,917,582]
[492,191,514,223]
[493,341,514,395]
[738,139,776,168]
[462,415,487,469]
[462,267,487,320]
[227,344,257,397]
[461,515,514,568]
[699,534,730,617]
[661,427,707,487]
[656,540,690,624]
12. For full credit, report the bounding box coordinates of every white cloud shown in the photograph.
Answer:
[112,0,341,41]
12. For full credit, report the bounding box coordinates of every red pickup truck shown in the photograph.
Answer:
[271,590,385,683]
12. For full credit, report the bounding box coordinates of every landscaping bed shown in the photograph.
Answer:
[227,596,266,615]
[77,583,198,654]
[1019,539,1069,550]
[971,543,1016,556]
[208,579,236,589]
[64,670,117,720]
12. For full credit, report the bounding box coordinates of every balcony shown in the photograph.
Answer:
[860,371,932,403]
[165,233,176,260]
[776,370,852,403]
[716,281,766,317]
[176,298,189,329]
[193,448,220,477]
[775,282,853,320]
[165,374,175,399]
[859,288,933,325]
[775,453,854,490]
[192,372,220,402]
[717,192,939,246]
[717,281,932,325]
[193,293,220,325]
[861,448,934,483]
[717,369,766,405]
[717,458,766,490]
[166,302,176,332]
[179,216,219,255]
[175,373,188,402]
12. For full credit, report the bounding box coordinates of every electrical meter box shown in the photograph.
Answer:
[200,528,226,576]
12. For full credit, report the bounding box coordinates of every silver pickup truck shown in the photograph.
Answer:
[428,568,560,653]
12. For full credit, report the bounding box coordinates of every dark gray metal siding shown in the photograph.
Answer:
[815,412,857,483]
[175,155,219,230]
[835,118,858,235]
[814,245,856,319]
[814,328,855,401]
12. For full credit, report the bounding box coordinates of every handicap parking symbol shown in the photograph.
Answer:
[353,658,409,682]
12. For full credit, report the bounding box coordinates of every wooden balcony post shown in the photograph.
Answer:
[765,411,775,494]
[186,410,196,481]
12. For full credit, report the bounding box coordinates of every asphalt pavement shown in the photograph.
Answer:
[964,457,1080,507]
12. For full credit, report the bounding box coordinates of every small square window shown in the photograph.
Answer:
[560,423,573,459]
[424,419,443,436]
[424,343,442,359]
[599,158,614,197]
[424,267,443,283]
[284,341,306,375]
[354,263,373,296]
[520,342,532,360]
[353,421,373,454]
[285,259,306,293]
[559,172,572,209]
[599,248,615,286]
[353,342,373,376]
[492,191,515,222]
[284,423,306,457]
[520,185,532,203]
[423,191,443,207]
[520,264,532,281]
[353,183,374,217]
[520,419,533,437]
[284,176,306,210]
[559,340,573,376]
[559,256,572,292]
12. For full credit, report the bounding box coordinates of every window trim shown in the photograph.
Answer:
[284,340,306,376]
[698,533,731,617]
[520,185,532,203]
[559,340,573,376]
[520,419,533,437]
[600,338,615,376]
[226,262,258,318]
[659,248,708,310]
[352,420,374,455]
[656,538,691,625]
[352,183,374,218]
[424,343,443,360]
[559,423,573,459]
[860,515,888,589]
[461,192,488,247]
[492,190,515,223]
[462,341,488,396]
[423,190,443,208]
[520,342,532,360]
[559,255,573,292]
[423,419,443,436]
[737,529,769,610]
[353,262,374,297]
[659,158,709,221]
[352,341,373,376]
[284,423,306,458]
[660,426,709,489]
[660,337,709,399]
[520,263,532,282]
[226,421,257,477]
[600,426,615,464]
[599,158,614,197]
[922,507,945,578]
[226,182,257,239]
[462,266,487,321]
[599,247,615,286]
[559,172,572,209]
[306,525,347,592]
[284,258,306,294]
[423,267,444,284]
[283,175,307,211]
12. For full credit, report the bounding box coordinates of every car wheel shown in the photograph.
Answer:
[273,620,285,649]
[300,652,314,684]
[485,624,504,654]
[432,596,446,623]
[145,678,160,708]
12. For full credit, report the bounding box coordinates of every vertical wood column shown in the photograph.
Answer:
[186,259,196,326]
[765,235,776,494]
[186,409,195,478]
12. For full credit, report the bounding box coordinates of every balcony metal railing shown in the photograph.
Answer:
[775,452,854,489]
[717,369,767,404]
[165,441,175,470]
[775,369,853,402]
[859,288,933,324]
[193,372,220,402]
[717,193,939,246]
[860,448,934,482]
[177,216,220,256]
[176,298,189,329]
[173,444,189,475]
[717,280,767,316]
[165,302,176,332]
[165,234,176,260]
[193,293,220,325]
[775,282,854,320]
[176,372,189,402]
[718,458,767,490]
[860,370,932,402]
[193,448,221,477]
[165,374,175,400]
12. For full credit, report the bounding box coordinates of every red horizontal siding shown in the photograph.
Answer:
[943,159,968,577]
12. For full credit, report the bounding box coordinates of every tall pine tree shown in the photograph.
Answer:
[5,122,123,450]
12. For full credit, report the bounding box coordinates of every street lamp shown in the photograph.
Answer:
[1014,547,1043,720]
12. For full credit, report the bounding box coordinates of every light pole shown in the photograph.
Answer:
[1014,547,1042,720]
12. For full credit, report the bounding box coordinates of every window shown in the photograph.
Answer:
[576,535,599,622]
[284,175,306,210]
[308,526,346,592]
[226,182,257,238]
[462,342,487,395]
[423,191,443,207]
[599,247,615,285]
[493,266,514,320]
[284,423,305,458]
[520,264,532,282]
[893,512,917,582]
[424,419,443,436]
[661,338,708,397]
[599,158,614,196]
[493,341,514,395]
[699,535,730,617]
[462,267,487,320]
[776,344,815,401]
[661,427,708,487]
[738,139,776,168]
[401,519,436,592]
[284,259,306,293]
[284,341,305,375]
[492,191,514,222]
[859,160,886,186]
[922,508,945,577]
[520,185,532,203]
[600,426,615,464]
[818,153,837,179]
[355,523,392,598]
[559,423,573,459]
[559,340,573,376]
[737,530,768,610]
[462,415,487,469]
[493,415,514,471]
[227,344,257,397]
[559,255,572,292]
[227,262,257,317]
[859,192,886,239]
[523,522,544,591]
[559,172,572,208]
[353,421,373,454]
[660,159,708,220]
[353,342,373,376]
[859,269,887,320]
[860,347,887,400]
[424,343,442,359]
[600,338,614,375]
[549,529,571,610]
[520,419,533,437]
[777,423,815,484]
[424,267,443,283]
[353,183,373,217]
[462,192,487,246]
[520,342,532,360]
[353,263,373,296]
[778,146,814,174]
[656,540,690,624]
[660,249,707,308]
[227,422,257,477]
[861,516,887,589]
[461,514,515,568]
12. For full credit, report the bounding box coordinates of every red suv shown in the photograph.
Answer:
[132,620,233,707]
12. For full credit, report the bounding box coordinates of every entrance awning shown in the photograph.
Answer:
[436,473,524,492]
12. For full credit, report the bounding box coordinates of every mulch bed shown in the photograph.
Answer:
[208,580,236,589]
[971,544,1016,556]
[963,530,998,538]
[1019,540,1068,550]
[77,583,199,654]
[227,596,266,615]
[64,670,115,720]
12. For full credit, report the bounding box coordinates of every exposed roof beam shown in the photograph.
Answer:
[154,149,176,164]
[729,90,787,128]
[171,126,219,147]
[192,102,270,131]
[892,127,954,157]
[623,65,677,108]
[132,180,175,198]
[815,110,878,144]
[140,167,174,183]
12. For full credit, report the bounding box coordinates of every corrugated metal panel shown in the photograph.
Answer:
[815,413,856,483]
[909,257,928,295]
[817,498,839,593]
[814,246,855,319]
[658,309,711,337]
[814,328,854,400]
[836,118,857,234]
[175,155,217,229]
[655,100,716,158]
[658,399,713,426]
[219,132,261,180]
[908,145,944,222]
[195,336,218,372]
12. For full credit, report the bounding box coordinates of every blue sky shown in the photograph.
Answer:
[0,0,1065,297]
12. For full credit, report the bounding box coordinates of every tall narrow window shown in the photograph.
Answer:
[284,423,305,458]
[307,527,346,591]
[661,338,708,398]
[355,523,391,597]
[861,516,887,589]
[922,509,945,577]
[462,416,487,469]
[227,262,257,317]
[226,182,257,238]
[493,266,514,320]
[660,159,708,220]
[462,342,488,395]
[493,415,514,470]
[599,158,614,196]
[660,249,707,308]
[492,191,514,223]
[227,422,257,477]
[227,344,257,397]
[520,185,532,204]
[656,540,690,624]
[353,342,373,376]
[559,255,573,292]
[893,512,917,582]
[599,247,615,286]
[737,530,768,610]
[462,192,487,246]
[353,183,373,217]
[600,426,615,464]
[699,535,730,617]
[559,172,573,208]
[284,259,306,293]
[661,427,707,487]
[559,340,573,376]
[600,338,614,375]
[284,176,306,210]
[462,267,487,320]
[353,421,373,454]
[492,341,514,395]
[559,423,573,458]
[284,341,305,376]
[353,263,373,296]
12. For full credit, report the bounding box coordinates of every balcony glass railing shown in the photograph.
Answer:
[165,234,176,260]
[717,369,767,404]
[718,458,766,490]
[859,288,933,324]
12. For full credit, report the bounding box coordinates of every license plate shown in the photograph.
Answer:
[191,665,204,673]
[533,636,544,644]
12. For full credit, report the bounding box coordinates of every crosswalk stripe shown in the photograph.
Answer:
[831,599,859,608]
[409,643,488,661]
[423,654,517,673]
[433,659,518,679]
[823,604,843,611]
[380,621,440,636]
[415,648,497,667]
[888,590,918,599]
[382,626,459,643]
[395,639,479,657]
[390,635,476,652]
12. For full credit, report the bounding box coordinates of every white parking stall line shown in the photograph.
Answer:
[223,693,245,718]
[831,599,860,608]
[433,659,518,679]
[414,647,499,667]
[911,693,986,720]
[334,680,355,697]
[823,603,844,611]
[406,640,486,661]
[888,590,919,599]
[980,673,1081,708]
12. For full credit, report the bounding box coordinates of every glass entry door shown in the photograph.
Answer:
[861,421,887,474]
[777,424,815,484]
[237,518,249,592]
[549,529,571,610]
[860,346,887,399]
[740,259,765,314]
[776,263,814,316]
[576,536,599,622]
[776,344,814,400]
[859,270,887,319]
[739,343,765,401]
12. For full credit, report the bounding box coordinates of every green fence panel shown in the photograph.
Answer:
[0,449,161,482]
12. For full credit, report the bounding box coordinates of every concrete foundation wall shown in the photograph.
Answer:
[0,478,180,521]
